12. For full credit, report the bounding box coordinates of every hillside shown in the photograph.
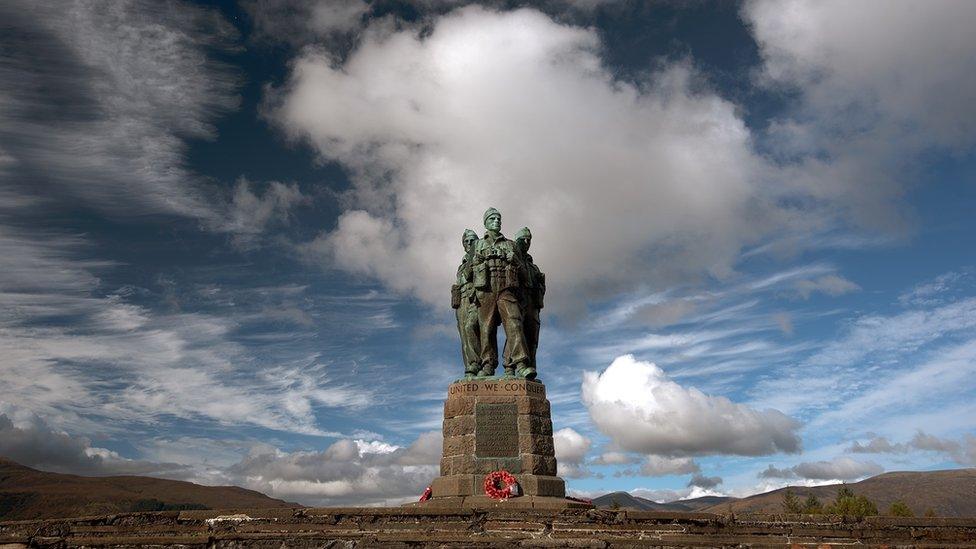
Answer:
[0,457,298,520]
[592,491,734,512]
[703,468,976,517]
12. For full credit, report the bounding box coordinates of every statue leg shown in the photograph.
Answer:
[497,290,531,379]
[461,300,481,376]
[524,307,540,369]
[477,292,500,375]
[455,306,469,375]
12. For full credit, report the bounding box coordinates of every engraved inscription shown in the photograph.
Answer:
[449,380,546,396]
[475,403,519,458]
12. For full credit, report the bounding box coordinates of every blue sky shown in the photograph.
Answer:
[0,0,974,505]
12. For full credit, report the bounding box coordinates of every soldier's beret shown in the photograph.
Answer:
[483,207,501,225]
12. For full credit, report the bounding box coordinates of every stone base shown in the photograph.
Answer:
[432,474,565,498]
[408,495,592,510]
[428,378,577,504]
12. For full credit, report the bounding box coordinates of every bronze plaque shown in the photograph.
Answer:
[475,403,519,458]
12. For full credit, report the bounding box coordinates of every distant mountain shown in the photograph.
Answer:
[0,456,298,521]
[592,491,734,512]
[594,469,976,518]
[678,495,736,511]
[703,469,976,517]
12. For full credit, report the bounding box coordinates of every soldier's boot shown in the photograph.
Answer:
[464,363,480,380]
[515,361,537,381]
[478,363,496,377]
[502,366,516,377]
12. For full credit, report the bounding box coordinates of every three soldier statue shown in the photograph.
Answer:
[452,207,545,380]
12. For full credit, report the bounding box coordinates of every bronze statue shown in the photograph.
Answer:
[452,208,543,381]
[510,226,544,374]
[452,229,481,378]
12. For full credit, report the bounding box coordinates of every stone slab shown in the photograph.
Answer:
[431,474,478,497]
[518,475,565,498]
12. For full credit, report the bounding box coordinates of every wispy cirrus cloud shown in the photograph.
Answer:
[0,0,240,220]
[0,225,372,437]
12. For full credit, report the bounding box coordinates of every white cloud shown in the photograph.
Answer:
[759,456,883,481]
[223,179,310,248]
[640,455,700,477]
[753,296,976,417]
[592,452,640,465]
[792,274,860,299]
[898,270,971,307]
[270,6,805,311]
[744,0,976,230]
[0,413,188,477]
[553,427,591,478]
[226,432,440,506]
[0,226,369,436]
[849,432,976,466]
[581,355,801,456]
[0,0,240,220]
[243,0,369,45]
[687,473,722,489]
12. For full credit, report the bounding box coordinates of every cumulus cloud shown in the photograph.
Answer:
[849,432,976,466]
[582,355,801,456]
[687,473,722,489]
[848,436,907,455]
[553,427,591,478]
[592,452,640,466]
[0,413,188,477]
[759,457,883,481]
[265,1,972,312]
[269,5,811,311]
[226,432,441,506]
[744,0,976,230]
[640,455,700,477]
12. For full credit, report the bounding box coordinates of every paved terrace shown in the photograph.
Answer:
[2,507,976,547]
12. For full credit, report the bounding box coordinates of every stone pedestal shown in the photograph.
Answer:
[420,379,587,509]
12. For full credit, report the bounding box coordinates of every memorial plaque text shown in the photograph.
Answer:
[475,403,519,458]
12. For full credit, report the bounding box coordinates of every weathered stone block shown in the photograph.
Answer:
[516,396,550,415]
[451,455,476,474]
[475,457,522,474]
[518,435,554,456]
[522,454,558,476]
[443,434,474,457]
[517,475,565,497]
[517,415,553,435]
[443,415,475,437]
[444,397,475,418]
[431,474,478,497]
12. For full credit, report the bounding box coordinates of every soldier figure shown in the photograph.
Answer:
[513,227,544,375]
[452,229,481,379]
[472,208,534,380]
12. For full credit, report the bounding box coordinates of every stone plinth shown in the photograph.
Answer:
[426,379,574,505]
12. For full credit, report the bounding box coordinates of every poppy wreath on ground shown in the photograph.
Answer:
[418,485,432,502]
[483,470,521,499]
